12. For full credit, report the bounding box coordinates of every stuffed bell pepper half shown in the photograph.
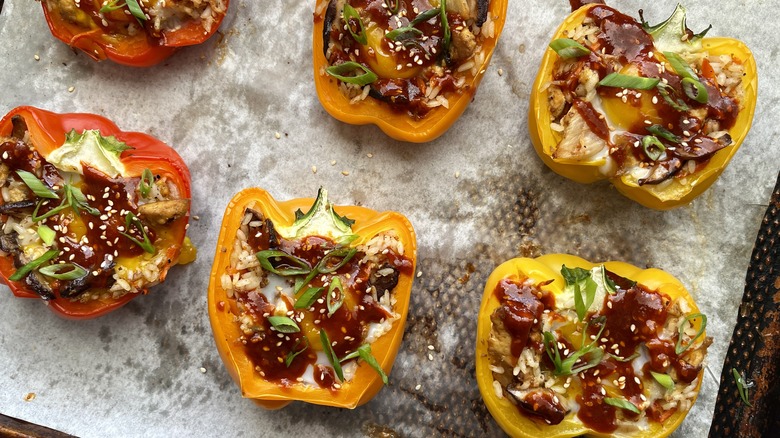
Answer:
[208,188,416,408]
[313,0,507,142]
[529,3,757,209]
[41,0,229,66]
[0,107,194,319]
[476,254,710,437]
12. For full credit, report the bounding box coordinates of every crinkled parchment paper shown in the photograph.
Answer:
[0,0,778,436]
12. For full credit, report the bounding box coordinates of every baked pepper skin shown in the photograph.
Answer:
[312,0,508,143]
[41,0,229,67]
[0,106,192,319]
[528,4,757,209]
[475,254,705,438]
[208,188,417,409]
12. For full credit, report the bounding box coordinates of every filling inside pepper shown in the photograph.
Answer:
[46,0,227,40]
[219,189,412,389]
[320,0,497,118]
[546,4,744,186]
[487,266,710,433]
[0,116,190,303]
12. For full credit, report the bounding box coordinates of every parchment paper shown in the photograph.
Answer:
[0,0,777,436]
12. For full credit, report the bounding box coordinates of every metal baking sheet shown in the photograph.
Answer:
[0,0,777,436]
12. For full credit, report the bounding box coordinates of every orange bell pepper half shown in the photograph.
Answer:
[0,106,193,319]
[41,0,229,67]
[208,188,416,408]
[313,0,507,142]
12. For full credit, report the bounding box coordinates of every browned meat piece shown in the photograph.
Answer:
[138,199,189,225]
[487,309,515,387]
[547,86,567,120]
[449,28,477,63]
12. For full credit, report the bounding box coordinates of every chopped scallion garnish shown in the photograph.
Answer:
[642,136,666,161]
[604,397,641,414]
[326,62,378,86]
[354,344,388,384]
[284,338,309,367]
[440,0,450,57]
[326,277,344,316]
[294,287,324,309]
[646,125,680,143]
[120,212,156,254]
[598,73,660,90]
[139,168,154,198]
[9,249,59,282]
[543,317,605,376]
[257,250,311,276]
[267,315,300,333]
[651,371,675,390]
[549,38,591,58]
[37,225,56,246]
[732,368,753,407]
[320,329,344,382]
[31,200,68,223]
[562,265,597,321]
[38,263,88,280]
[657,82,690,112]
[675,312,707,355]
[16,170,58,199]
[126,0,146,22]
[342,4,367,45]
[682,77,709,104]
[601,265,616,294]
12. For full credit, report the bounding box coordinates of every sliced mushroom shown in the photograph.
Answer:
[547,85,567,121]
[369,263,399,300]
[322,0,340,56]
[25,271,55,301]
[0,231,20,255]
[638,157,682,185]
[0,200,36,216]
[674,133,731,160]
[10,115,28,140]
[506,386,568,425]
[138,199,189,225]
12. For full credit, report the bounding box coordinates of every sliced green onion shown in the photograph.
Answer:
[257,250,311,276]
[598,73,660,90]
[410,8,440,26]
[38,263,88,280]
[267,315,300,333]
[99,0,125,13]
[120,212,156,254]
[675,313,707,355]
[682,77,709,103]
[642,136,666,161]
[31,200,68,223]
[601,265,617,294]
[16,170,58,199]
[139,168,154,198]
[317,247,358,274]
[549,38,590,58]
[651,371,675,390]
[663,52,698,80]
[440,0,450,57]
[609,351,640,362]
[386,0,400,14]
[342,4,367,45]
[356,344,388,384]
[385,27,423,41]
[9,249,59,282]
[604,397,641,414]
[285,337,309,367]
[543,325,605,377]
[65,185,100,217]
[320,329,344,382]
[732,368,753,407]
[562,265,596,321]
[37,225,56,246]
[126,0,146,22]
[657,82,690,112]
[326,62,377,86]
[327,277,344,316]
[294,287,324,309]
[646,125,680,143]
